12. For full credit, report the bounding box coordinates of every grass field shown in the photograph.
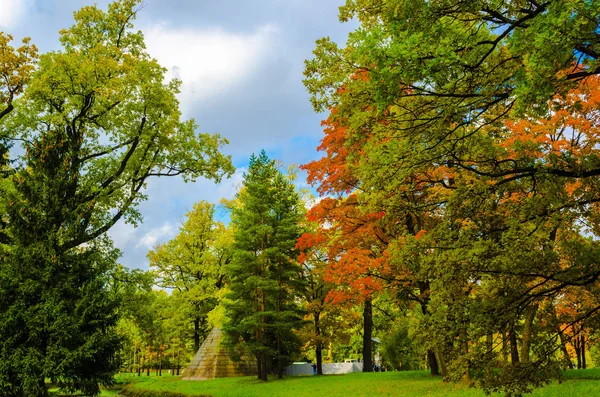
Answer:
[117,368,600,397]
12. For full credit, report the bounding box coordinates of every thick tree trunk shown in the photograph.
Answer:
[427,350,440,376]
[316,345,323,375]
[555,321,573,369]
[315,312,323,375]
[257,355,262,381]
[362,298,373,372]
[559,333,573,369]
[262,354,269,381]
[417,282,439,376]
[521,304,538,363]
[435,348,449,379]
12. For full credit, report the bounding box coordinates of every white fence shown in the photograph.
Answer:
[284,362,363,376]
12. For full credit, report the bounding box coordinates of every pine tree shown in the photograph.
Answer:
[224,151,304,381]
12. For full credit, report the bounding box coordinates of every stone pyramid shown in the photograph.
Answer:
[182,327,257,380]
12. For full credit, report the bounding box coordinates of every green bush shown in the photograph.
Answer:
[379,323,421,371]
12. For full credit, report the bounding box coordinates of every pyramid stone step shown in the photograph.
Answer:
[182,328,257,380]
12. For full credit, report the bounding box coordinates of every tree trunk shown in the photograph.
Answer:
[435,347,449,379]
[575,337,582,369]
[558,330,573,369]
[502,330,509,366]
[417,282,439,376]
[362,298,373,372]
[521,304,538,363]
[260,287,268,381]
[509,321,520,365]
[194,317,201,353]
[315,312,323,375]
[486,334,493,376]
[257,355,262,381]
[581,335,587,369]
[159,345,162,376]
[277,334,283,379]
[277,286,283,379]
[261,353,268,381]
[427,350,440,376]
[137,348,142,376]
[460,327,471,384]
[38,376,50,397]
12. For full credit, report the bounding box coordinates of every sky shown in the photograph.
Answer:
[1,0,354,269]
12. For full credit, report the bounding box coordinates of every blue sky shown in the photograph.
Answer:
[2,0,353,268]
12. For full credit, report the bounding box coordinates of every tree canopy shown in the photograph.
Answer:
[0,1,233,395]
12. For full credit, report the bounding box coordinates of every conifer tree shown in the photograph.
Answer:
[224,151,304,381]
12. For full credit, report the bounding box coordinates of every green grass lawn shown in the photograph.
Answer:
[118,369,600,397]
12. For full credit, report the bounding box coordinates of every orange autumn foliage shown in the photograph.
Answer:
[300,103,389,304]
[502,74,600,168]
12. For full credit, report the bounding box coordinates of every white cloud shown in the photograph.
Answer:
[108,220,137,248]
[217,167,246,200]
[143,23,279,111]
[136,223,176,249]
[0,0,31,29]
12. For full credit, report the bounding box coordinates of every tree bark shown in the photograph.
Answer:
[262,353,269,381]
[556,322,573,369]
[427,350,440,376]
[417,281,439,376]
[575,336,582,369]
[502,331,509,366]
[435,347,449,378]
[277,285,283,379]
[159,345,162,376]
[581,335,587,369]
[509,321,520,365]
[460,327,471,384]
[315,312,323,375]
[362,298,373,372]
[257,354,262,381]
[521,304,538,363]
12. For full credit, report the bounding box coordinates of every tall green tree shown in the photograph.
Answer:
[148,201,231,353]
[224,151,305,381]
[0,1,233,395]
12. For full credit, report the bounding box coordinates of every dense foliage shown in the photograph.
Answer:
[303,0,600,395]
[224,151,305,381]
[2,1,600,396]
[0,1,233,395]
